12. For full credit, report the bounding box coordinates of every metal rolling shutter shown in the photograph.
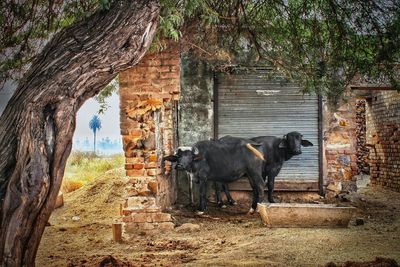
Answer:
[216,69,320,189]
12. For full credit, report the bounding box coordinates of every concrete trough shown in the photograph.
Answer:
[257,203,356,228]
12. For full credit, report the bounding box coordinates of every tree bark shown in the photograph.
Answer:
[0,1,159,266]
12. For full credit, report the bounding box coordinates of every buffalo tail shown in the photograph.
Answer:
[246,144,265,161]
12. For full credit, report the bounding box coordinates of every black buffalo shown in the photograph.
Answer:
[164,136,265,214]
[165,152,236,208]
[250,131,313,203]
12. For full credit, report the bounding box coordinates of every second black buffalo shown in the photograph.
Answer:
[251,131,313,203]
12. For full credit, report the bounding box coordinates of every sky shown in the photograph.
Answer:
[75,92,121,143]
[0,80,16,115]
[0,83,123,154]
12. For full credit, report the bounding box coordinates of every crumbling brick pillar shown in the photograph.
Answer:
[118,43,180,233]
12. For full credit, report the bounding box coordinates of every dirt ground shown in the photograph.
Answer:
[37,168,400,266]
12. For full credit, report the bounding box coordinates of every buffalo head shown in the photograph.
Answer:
[278,131,313,155]
[163,146,199,171]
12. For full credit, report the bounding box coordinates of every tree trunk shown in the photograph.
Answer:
[0,1,159,266]
[94,130,97,154]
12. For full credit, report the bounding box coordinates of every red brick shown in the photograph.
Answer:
[162,58,180,66]
[145,59,162,67]
[133,163,145,170]
[145,162,158,169]
[126,157,144,164]
[148,180,158,194]
[151,213,171,222]
[126,169,146,177]
[130,129,143,138]
[161,85,178,93]
[148,154,158,162]
[154,93,172,100]
[125,164,134,170]
[119,71,129,81]
[141,222,156,230]
[137,190,151,196]
[122,216,132,223]
[167,79,180,86]
[158,66,172,72]
[131,213,149,223]
[122,209,133,216]
[142,86,162,93]
[160,72,180,80]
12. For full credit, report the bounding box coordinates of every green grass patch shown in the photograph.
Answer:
[62,151,124,193]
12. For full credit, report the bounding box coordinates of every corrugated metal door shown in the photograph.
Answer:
[216,69,320,189]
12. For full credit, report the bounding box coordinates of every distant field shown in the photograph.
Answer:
[62,151,124,193]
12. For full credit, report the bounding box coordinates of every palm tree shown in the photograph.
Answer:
[89,115,102,153]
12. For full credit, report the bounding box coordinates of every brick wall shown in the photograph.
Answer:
[366,91,400,192]
[118,43,180,233]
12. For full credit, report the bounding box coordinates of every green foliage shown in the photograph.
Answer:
[99,0,111,11]
[67,151,98,166]
[94,77,119,114]
[152,0,220,50]
[1,0,399,105]
[0,0,100,85]
[64,152,124,191]
[156,0,400,105]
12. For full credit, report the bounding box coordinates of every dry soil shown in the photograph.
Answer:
[37,168,400,266]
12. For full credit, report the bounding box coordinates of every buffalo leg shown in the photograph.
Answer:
[256,178,265,207]
[198,179,208,213]
[267,175,276,203]
[214,182,224,208]
[266,166,281,203]
[247,178,258,211]
[247,171,265,211]
[248,174,264,213]
[222,183,236,205]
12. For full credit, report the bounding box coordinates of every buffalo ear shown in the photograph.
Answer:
[278,139,287,148]
[301,140,313,147]
[192,146,199,155]
[163,155,178,162]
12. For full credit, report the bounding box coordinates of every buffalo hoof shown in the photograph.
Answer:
[229,201,237,206]
[248,208,255,214]
[196,210,205,215]
[217,202,227,209]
